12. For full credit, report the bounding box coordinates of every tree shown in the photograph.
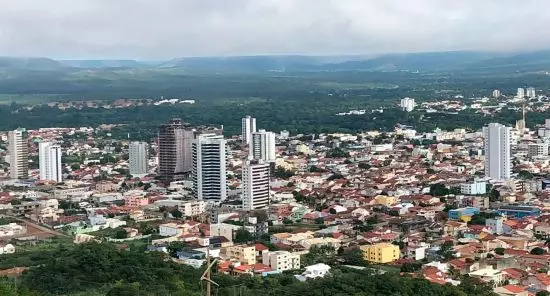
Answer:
[537,291,550,296]
[327,173,345,181]
[341,249,367,266]
[234,228,253,244]
[309,165,321,172]
[494,247,505,255]
[170,209,183,219]
[107,281,142,296]
[488,188,500,202]
[518,170,534,180]
[114,229,128,239]
[70,164,80,170]
[0,279,18,296]
[429,183,449,196]
[531,247,546,255]
[401,262,422,273]
[358,162,371,170]
[167,241,187,257]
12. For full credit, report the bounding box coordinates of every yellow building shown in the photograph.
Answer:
[360,243,400,264]
[224,245,256,265]
[374,195,397,207]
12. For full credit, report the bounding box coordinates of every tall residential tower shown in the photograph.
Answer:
[129,141,148,177]
[39,142,62,183]
[242,160,270,210]
[192,134,227,201]
[483,123,512,180]
[158,119,188,182]
[241,116,256,144]
[8,128,28,179]
[249,129,276,163]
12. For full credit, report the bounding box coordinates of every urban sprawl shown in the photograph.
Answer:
[3,87,550,295]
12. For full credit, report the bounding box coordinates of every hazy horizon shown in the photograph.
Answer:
[0,0,549,59]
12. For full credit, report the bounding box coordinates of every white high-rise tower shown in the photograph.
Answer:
[517,88,525,98]
[129,141,148,177]
[192,134,227,201]
[241,116,257,144]
[8,128,28,179]
[250,129,276,163]
[242,160,270,210]
[483,123,512,180]
[39,142,62,182]
[526,87,536,98]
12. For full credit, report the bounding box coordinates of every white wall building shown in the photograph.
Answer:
[528,143,548,158]
[517,87,525,98]
[460,181,487,195]
[262,251,301,271]
[129,141,148,176]
[400,97,415,112]
[39,142,62,183]
[241,115,256,144]
[526,87,536,98]
[8,128,28,179]
[192,134,227,201]
[242,160,270,210]
[483,123,511,180]
[250,129,276,163]
[492,89,501,98]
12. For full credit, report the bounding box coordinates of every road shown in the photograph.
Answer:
[1,214,69,238]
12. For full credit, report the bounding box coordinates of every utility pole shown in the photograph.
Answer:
[206,247,211,296]
[200,245,218,296]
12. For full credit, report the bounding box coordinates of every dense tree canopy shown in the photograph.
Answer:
[0,242,499,296]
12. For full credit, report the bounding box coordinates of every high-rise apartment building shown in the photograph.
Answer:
[517,88,525,98]
[192,134,227,201]
[241,115,256,144]
[526,87,536,98]
[158,119,188,182]
[242,160,270,210]
[492,89,501,98]
[39,142,62,183]
[8,128,28,179]
[129,141,148,176]
[400,97,415,112]
[483,123,512,180]
[249,129,276,163]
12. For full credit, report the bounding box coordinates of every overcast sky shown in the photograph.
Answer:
[0,0,547,59]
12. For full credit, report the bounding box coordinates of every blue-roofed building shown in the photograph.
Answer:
[497,205,541,218]
[448,207,480,222]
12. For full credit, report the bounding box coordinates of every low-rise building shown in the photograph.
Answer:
[262,250,301,271]
[360,243,400,264]
[224,245,256,265]
[460,181,487,195]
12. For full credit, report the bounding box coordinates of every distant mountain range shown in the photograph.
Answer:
[0,50,549,73]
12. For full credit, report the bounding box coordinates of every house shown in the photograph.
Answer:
[523,273,550,292]
[158,223,186,237]
[493,285,528,296]
[360,243,400,264]
[0,243,15,255]
[469,266,505,287]
[254,243,269,257]
[295,263,331,282]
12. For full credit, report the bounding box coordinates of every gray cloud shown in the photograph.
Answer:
[0,0,547,59]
